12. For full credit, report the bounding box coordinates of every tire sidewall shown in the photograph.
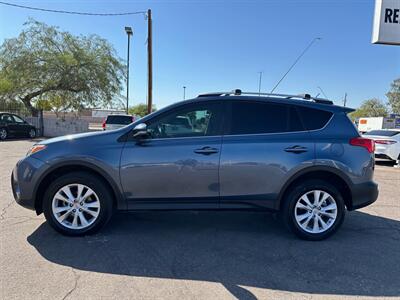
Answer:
[43,172,113,236]
[283,179,345,241]
[29,128,36,138]
[0,128,7,140]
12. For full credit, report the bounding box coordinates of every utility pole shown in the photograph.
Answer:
[258,72,263,95]
[343,93,347,107]
[125,27,133,114]
[183,86,186,100]
[147,9,153,115]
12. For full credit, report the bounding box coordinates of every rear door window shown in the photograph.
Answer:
[227,101,304,135]
[106,115,133,125]
[296,106,333,130]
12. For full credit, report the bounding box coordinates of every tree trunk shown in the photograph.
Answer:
[20,90,47,117]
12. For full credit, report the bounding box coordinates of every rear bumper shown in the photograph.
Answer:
[348,181,379,210]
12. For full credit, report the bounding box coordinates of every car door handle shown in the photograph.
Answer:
[284,145,308,153]
[194,146,219,155]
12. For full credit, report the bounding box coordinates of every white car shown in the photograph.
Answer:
[363,129,400,162]
[102,114,135,131]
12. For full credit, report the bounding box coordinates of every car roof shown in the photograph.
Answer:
[181,95,354,113]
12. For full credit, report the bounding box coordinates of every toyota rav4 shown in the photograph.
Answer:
[11,90,378,240]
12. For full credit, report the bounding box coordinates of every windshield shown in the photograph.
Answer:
[106,115,133,125]
[364,130,400,137]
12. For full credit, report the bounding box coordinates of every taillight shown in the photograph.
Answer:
[102,119,106,130]
[374,140,397,145]
[349,137,375,153]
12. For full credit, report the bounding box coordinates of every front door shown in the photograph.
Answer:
[11,114,30,136]
[120,101,224,209]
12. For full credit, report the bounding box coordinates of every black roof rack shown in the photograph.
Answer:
[197,89,333,105]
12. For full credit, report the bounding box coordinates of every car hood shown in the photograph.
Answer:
[362,135,395,140]
[38,129,124,145]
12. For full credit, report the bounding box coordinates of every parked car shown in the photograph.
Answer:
[0,112,36,140]
[102,114,135,131]
[363,129,400,162]
[11,90,378,240]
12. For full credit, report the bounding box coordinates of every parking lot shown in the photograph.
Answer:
[1,139,399,300]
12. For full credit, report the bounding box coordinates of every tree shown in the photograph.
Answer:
[349,98,388,120]
[386,78,400,114]
[128,103,157,117]
[0,19,125,115]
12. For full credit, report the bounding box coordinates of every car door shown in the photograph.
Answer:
[11,114,30,136]
[219,100,314,210]
[120,101,224,209]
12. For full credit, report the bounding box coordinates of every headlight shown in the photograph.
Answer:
[26,145,47,156]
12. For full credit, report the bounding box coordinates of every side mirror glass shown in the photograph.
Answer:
[132,123,148,138]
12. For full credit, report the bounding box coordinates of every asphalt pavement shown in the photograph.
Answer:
[1,139,399,300]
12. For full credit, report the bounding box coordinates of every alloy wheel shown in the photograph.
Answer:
[294,190,337,234]
[0,129,7,140]
[29,129,36,138]
[51,183,101,230]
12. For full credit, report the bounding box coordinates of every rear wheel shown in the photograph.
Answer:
[28,128,36,139]
[0,128,7,140]
[43,172,113,236]
[282,179,345,240]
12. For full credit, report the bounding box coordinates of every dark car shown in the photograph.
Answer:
[0,113,37,140]
[11,90,378,240]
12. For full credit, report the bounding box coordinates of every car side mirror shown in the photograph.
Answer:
[132,123,149,139]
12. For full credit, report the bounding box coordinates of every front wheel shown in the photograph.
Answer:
[43,172,114,236]
[282,179,345,240]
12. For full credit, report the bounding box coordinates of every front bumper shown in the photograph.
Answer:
[11,156,48,212]
[349,181,379,210]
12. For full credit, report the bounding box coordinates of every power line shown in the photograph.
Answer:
[0,1,146,16]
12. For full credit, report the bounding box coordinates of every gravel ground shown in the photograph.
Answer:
[1,139,399,300]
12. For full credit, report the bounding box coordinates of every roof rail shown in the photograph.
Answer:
[197,89,333,105]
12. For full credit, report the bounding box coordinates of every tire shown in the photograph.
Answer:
[0,128,7,141]
[28,128,36,139]
[43,172,114,236]
[282,179,345,241]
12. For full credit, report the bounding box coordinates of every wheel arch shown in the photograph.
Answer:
[277,166,353,211]
[34,161,126,214]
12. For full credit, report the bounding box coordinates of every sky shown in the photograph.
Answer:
[0,0,399,109]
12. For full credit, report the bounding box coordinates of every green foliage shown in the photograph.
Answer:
[386,78,400,114]
[349,98,388,121]
[0,19,125,115]
[128,103,157,117]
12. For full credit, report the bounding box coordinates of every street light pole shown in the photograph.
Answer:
[271,37,321,93]
[125,26,133,114]
[183,86,186,100]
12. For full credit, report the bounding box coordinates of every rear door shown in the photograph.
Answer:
[219,100,314,210]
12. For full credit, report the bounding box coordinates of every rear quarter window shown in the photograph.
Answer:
[296,106,333,130]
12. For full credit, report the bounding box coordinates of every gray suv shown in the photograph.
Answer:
[11,90,378,240]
